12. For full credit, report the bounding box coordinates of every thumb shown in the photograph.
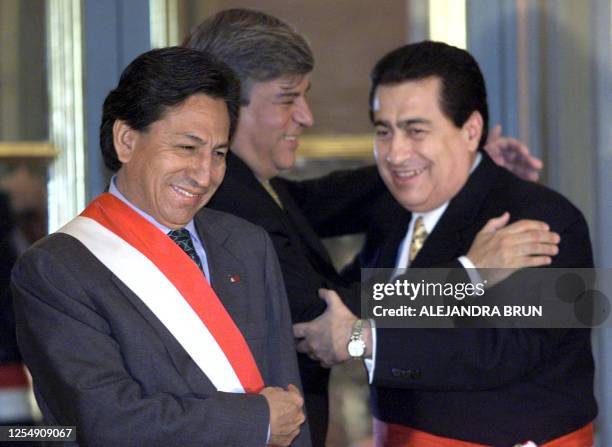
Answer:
[286,384,304,406]
[487,124,502,143]
[481,212,510,233]
[318,288,341,308]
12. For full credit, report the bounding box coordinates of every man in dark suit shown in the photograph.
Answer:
[11,47,308,446]
[184,11,545,445]
[294,41,595,445]
[0,192,35,427]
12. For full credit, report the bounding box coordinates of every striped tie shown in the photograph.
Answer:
[409,217,428,262]
[168,228,203,272]
[261,180,283,209]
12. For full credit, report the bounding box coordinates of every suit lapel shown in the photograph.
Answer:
[226,154,286,219]
[378,154,498,268]
[377,212,412,268]
[194,209,248,324]
[412,154,498,266]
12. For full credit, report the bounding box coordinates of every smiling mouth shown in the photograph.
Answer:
[171,185,202,199]
[392,166,428,179]
[283,135,299,141]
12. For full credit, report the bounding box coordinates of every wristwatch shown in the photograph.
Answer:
[347,319,367,359]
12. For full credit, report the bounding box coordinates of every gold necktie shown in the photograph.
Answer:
[409,216,428,262]
[261,180,283,209]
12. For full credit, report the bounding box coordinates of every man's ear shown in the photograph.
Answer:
[463,111,483,153]
[113,120,137,163]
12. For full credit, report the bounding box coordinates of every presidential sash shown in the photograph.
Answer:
[373,418,593,447]
[59,193,264,394]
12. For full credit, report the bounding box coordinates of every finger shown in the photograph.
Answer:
[484,142,506,166]
[515,148,543,170]
[512,156,542,175]
[512,164,540,182]
[287,427,301,444]
[504,141,543,173]
[297,410,306,426]
[320,360,333,369]
[515,241,559,258]
[292,323,308,339]
[295,339,311,354]
[487,124,502,143]
[318,288,341,308]
[503,229,560,247]
[480,212,510,233]
[286,385,304,407]
[513,255,552,268]
[503,219,550,234]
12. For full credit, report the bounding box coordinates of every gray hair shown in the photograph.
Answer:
[183,8,314,105]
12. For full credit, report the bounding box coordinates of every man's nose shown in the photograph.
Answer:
[190,151,212,187]
[385,135,414,165]
[293,97,314,128]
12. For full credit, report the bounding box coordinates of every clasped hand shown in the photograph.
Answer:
[293,289,362,368]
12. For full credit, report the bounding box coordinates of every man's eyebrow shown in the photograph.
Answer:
[398,118,431,128]
[276,91,300,99]
[212,142,229,150]
[277,81,310,96]
[373,119,390,127]
[176,133,206,144]
[373,118,432,128]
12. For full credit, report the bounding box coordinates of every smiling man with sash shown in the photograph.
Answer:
[11,47,309,447]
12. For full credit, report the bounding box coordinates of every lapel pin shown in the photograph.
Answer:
[229,274,241,284]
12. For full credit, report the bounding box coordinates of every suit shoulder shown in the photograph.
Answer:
[200,207,268,239]
[492,166,587,226]
[17,233,85,265]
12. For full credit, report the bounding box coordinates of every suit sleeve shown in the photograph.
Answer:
[12,246,270,447]
[372,204,594,391]
[278,166,388,238]
[260,229,311,446]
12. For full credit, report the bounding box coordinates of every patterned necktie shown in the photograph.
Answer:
[261,180,283,209]
[409,216,428,262]
[168,228,204,272]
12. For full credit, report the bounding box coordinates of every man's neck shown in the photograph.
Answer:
[230,145,278,182]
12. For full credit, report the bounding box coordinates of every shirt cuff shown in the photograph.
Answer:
[458,255,483,285]
[364,319,377,384]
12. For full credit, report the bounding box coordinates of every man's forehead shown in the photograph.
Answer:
[263,74,311,92]
[279,74,309,86]
[373,77,442,114]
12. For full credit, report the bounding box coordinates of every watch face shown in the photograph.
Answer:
[348,339,366,358]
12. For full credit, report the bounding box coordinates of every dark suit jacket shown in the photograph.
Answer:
[12,206,310,447]
[0,192,19,363]
[365,153,597,445]
[207,153,384,395]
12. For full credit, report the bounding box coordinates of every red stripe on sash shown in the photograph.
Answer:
[0,363,28,388]
[81,193,264,393]
[373,419,593,447]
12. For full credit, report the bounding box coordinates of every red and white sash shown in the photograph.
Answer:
[59,193,264,394]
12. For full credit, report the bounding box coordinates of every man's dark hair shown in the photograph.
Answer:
[183,8,313,105]
[369,41,489,149]
[100,46,240,172]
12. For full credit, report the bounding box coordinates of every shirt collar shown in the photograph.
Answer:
[108,176,199,237]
